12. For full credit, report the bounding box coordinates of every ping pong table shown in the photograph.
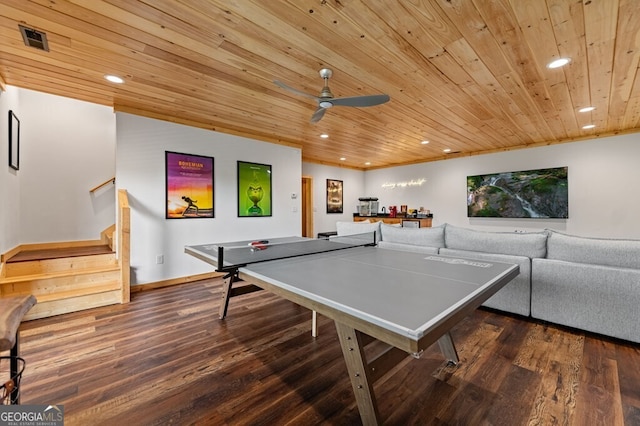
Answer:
[185,234,519,425]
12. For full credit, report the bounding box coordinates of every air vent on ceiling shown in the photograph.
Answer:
[19,25,49,51]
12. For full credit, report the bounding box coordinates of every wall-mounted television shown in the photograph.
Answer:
[467,166,568,218]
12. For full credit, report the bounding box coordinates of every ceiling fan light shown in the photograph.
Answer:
[319,101,333,108]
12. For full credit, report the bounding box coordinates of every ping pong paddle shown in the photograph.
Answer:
[248,240,269,250]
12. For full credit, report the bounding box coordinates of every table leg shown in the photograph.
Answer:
[335,322,381,426]
[311,311,318,337]
[437,332,459,365]
[218,274,233,319]
[218,271,264,320]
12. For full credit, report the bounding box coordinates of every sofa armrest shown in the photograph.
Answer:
[532,258,640,343]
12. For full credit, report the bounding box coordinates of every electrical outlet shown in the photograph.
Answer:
[156,254,164,264]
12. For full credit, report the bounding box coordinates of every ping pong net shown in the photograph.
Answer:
[216,232,376,273]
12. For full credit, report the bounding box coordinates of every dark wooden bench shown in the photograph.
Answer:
[1,294,37,404]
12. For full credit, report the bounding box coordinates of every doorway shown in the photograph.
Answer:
[301,176,313,237]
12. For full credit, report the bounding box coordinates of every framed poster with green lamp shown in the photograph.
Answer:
[237,161,272,217]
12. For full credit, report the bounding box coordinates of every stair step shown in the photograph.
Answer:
[3,253,117,277]
[6,244,114,263]
[0,265,120,284]
[25,287,123,320]
[35,281,121,303]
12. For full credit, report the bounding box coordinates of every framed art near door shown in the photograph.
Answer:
[326,179,343,213]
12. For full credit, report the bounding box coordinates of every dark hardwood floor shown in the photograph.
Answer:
[11,278,640,425]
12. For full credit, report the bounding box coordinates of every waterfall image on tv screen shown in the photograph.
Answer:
[467,167,568,218]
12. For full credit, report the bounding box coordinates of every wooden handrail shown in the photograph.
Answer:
[90,177,115,193]
[117,189,131,303]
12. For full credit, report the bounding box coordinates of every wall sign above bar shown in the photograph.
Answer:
[381,178,426,189]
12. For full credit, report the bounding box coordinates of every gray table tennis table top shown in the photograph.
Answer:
[185,236,519,343]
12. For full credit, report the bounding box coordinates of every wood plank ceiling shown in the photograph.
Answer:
[1,0,639,170]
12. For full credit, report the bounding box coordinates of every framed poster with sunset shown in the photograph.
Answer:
[165,151,214,219]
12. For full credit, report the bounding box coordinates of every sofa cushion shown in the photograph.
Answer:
[380,223,445,248]
[439,248,531,317]
[445,224,547,259]
[377,241,439,255]
[546,230,640,269]
[336,221,382,242]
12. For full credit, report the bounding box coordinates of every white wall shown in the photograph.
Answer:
[0,87,116,248]
[0,86,21,254]
[364,133,640,238]
[4,85,640,287]
[302,163,365,235]
[116,113,302,284]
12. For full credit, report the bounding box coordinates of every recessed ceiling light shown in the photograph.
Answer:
[547,58,570,69]
[340,157,346,161]
[443,148,451,153]
[320,134,329,138]
[582,124,596,129]
[105,75,124,84]
[578,106,596,113]
[364,162,371,166]
[421,140,429,145]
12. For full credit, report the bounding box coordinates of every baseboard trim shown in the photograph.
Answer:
[131,272,223,293]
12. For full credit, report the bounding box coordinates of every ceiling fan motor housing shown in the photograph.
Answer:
[319,68,333,79]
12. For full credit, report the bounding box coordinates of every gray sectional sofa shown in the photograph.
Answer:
[532,230,640,344]
[335,221,640,344]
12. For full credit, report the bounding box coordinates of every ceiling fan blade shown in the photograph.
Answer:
[310,107,327,123]
[273,80,319,101]
[330,94,390,107]
[276,69,389,123]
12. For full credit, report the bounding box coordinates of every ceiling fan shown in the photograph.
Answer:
[274,68,390,123]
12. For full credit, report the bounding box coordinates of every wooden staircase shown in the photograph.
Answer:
[0,190,131,320]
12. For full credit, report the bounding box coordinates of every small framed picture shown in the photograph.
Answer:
[326,179,343,213]
[8,110,20,170]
